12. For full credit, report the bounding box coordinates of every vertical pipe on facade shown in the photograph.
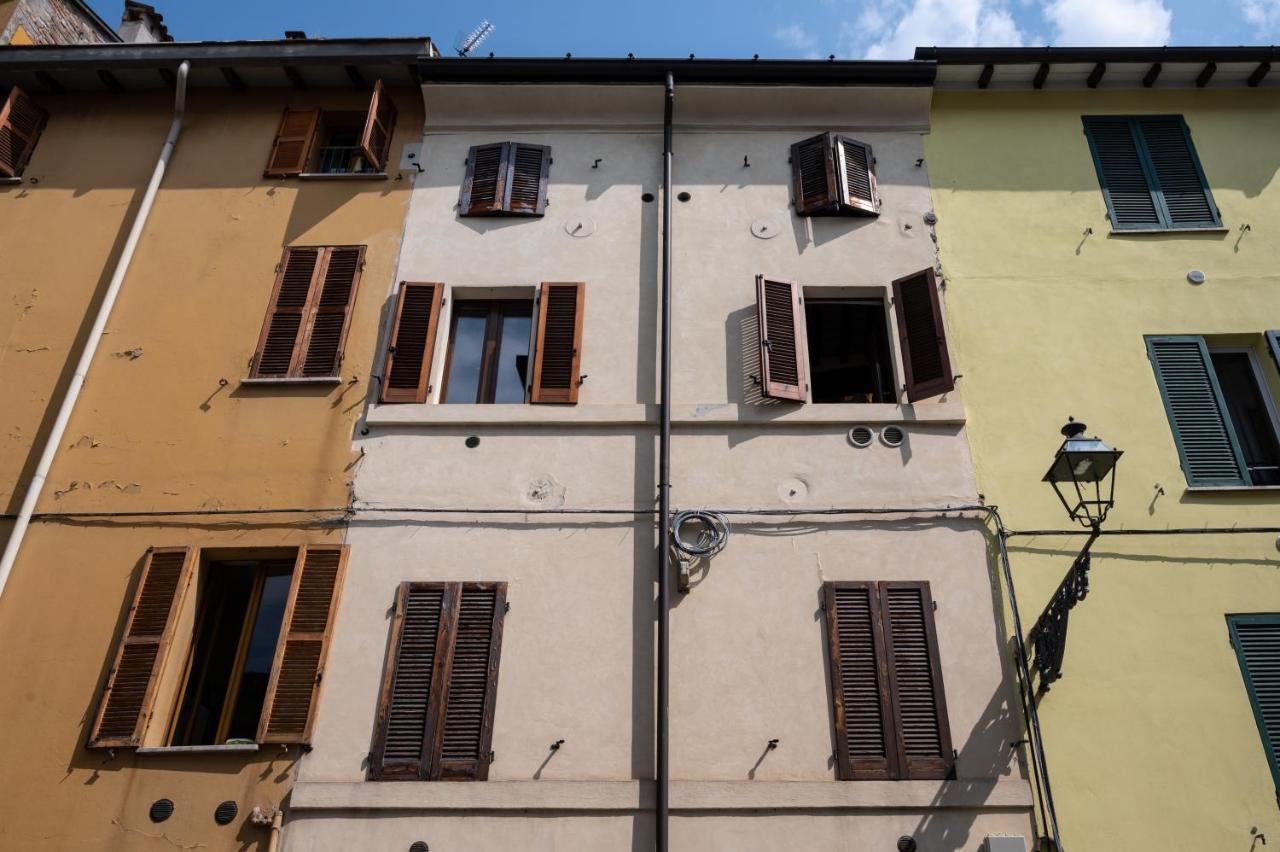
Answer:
[0,61,191,604]
[656,70,674,852]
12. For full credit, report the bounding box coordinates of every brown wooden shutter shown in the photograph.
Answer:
[299,246,364,377]
[505,143,551,215]
[360,80,398,172]
[88,547,195,748]
[0,87,49,178]
[531,282,585,404]
[879,582,953,780]
[892,268,954,402]
[258,545,348,744]
[264,108,320,177]
[461,143,508,216]
[836,136,879,215]
[380,282,444,404]
[252,248,319,377]
[791,132,838,216]
[434,583,506,780]
[824,582,897,781]
[755,275,808,402]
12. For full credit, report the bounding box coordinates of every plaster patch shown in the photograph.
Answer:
[778,476,810,503]
[524,475,566,508]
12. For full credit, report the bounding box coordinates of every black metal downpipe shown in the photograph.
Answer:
[657,70,674,852]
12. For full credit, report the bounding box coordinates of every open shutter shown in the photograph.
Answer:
[530,283,585,404]
[360,79,398,172]
[1083,117,1160,230]
[1266,331,1280,376]
[1229,615,1280,795]
[835,136,879,215]
[1146,335,1248,486]
[264,108,320,177]
[824,583,897,781]
[380,282,444,404]
[252,248,320,378]
[1136,117,1220,228]
[461,143,508,216]
[791,133,837,216]
[0,87,49,178]
[258,544,348,744]
[433,583,506,780]
[880,582,953,780]
[893,268,953,402]
[299,246,364,377]
[88,547,195,748]
[505,143,551,215]
[755,275,807,402]
[371,583,450,780]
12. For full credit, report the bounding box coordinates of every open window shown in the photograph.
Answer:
[263,80,397,178]
[0,86,49,178]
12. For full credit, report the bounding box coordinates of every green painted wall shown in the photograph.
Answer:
[927,89,1280,851]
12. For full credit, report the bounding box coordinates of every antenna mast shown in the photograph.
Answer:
[457,19,495,57]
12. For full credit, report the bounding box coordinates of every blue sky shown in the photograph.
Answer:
[88,0,1280,58]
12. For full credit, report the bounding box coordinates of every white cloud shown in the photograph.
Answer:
[847,0,1024,60]
[1043,0,1172,45]
[774,23,822,58]
[1242,0,1280,32]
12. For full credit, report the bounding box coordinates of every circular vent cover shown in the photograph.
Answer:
[897,837,918,852]
[848,425,874,448]
[213,800,238,826]
[410,843,430,852]
[149,799,174,823]
[881,425,906,448]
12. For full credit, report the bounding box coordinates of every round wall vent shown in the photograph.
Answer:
[641,192,655,203]
[881,425,906,447]
[897,837,918,852]
[677,191,692,202]
[410,843,430,852]
[465,436,480,449]
[1187,269,1206,285]
[848,425,874,448]
[213,800,238,826]
[149,799,174,823]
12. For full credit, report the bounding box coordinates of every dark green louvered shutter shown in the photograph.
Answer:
[1228,614,1280,795]
[1136,117,1220,228]
[1146,335,1248,486]
[1266,331,1280,376]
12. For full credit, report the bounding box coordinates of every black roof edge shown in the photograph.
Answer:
[914,46,1280,64]
[0,37,434,70]
[417,57,937,86]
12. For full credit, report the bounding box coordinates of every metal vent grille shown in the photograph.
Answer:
[898,837,918,852]
[410,843,429,852]
[848,425,873,448]
[149,799,174,823]
[213,800,238,826]
[882,425,905,447]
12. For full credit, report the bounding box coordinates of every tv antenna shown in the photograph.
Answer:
[455,19,496,57]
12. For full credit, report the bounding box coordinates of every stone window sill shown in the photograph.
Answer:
[1110,227,1228,235]
[136,744,259,755]
[0,177,23,186]
[1185,485,1280,493]
[241,376,343,386]
[298,172,388,181]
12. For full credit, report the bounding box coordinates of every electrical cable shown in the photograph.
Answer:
[670,510,730,557]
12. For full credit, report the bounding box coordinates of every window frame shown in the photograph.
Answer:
[1227,613,1280,796]
[439,298,535,404]
[1208,345,1280,486]
[803,296,897,405]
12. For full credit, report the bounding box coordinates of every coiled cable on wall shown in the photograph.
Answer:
[670,509,730,558]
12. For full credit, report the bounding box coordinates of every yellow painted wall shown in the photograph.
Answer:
[0,85,421,849]
[927,89,1280,851]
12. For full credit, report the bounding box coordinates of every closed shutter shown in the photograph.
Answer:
[836,136,879,215]
[1266,331,1280,375]
[824,583,897,780]
[0,86,49,178]
[879,582,953,780]
[436,584,506,780]
[264,108,320,177]
[505,143,551,215]
[258,545,348,744]
[1146,335,1248,486]
[252,246,363,379]
[461,143,507,216]
[252,248,320,377]
[791,133,837,216]
[1229,614,1280,794]
[531,283,585,404]
[299,246,364,377]
[360,80,398,172]
[755,275,807,402]
[380,283,444,404]
[892,268,954,402]
[88,547,195,748]
[1136,117,1219,228]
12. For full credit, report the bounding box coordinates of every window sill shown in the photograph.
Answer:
[136,744,260,755]
[0,176,23,186]
[1185,485,1280,493]
[298,172,389,181]
[1110,227,1229,235]
[241,376,343,386]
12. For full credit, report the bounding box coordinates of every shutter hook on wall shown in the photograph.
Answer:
[593,159,602,169]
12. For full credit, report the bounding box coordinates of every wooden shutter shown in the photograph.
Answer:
[505,143,551,215]
[879,582,953,780]
[299,246,364,377]
[1266,331,1280,375]
[1083,117,1160,229]
[461,143,507,216]
[264,108,320,177]
[0,87,49,178]
[1146,335,1248,486]
[836,136,879,215]
[893,268,953,402]
[380,283,444,404]
[531,283,585,404]
[252,246,363,379]
[258,545,348,744]
[360,80,398,172]
[824,583,897,781]
[1135,117,1220,228]
[252,248,319,377]
[755,275,807,402]
[1229,614,1280,794]
[435,584,506,780]
[88,547,195,748]
[791,133,838,216]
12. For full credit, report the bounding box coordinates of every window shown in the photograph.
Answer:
[1228,615,1280,796]
[443,300,533,404]
[370,582,507,781]
[460,142,551,216]
[1147,335,1280,487]
[262,80,397,177]
[250,246,364,380]
[1082,116,1221,231]
[823,581,953,781]
[87,545,347,749]
[790,132,879,217]
[0,86,49,178]
[756,270,952,404]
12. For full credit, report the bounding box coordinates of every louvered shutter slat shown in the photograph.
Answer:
[1086,119,1161,229]
[253,248,319,377]
[881,583,953,780]
[1230,617,1280,792]
[506,143,550,215]
[435,584,505,780]
[825,583,896,780]
[531,283,585,404]
[756,276,807,402]
[0,87,49,178]
[300,247,363,377]
[381,283,444,404]
[892,269,954,402]
[1147,336,1247,486]
[461,143,507,215]
[1138,118,1217,227]
[837,136,879,215]
[372,584,447,780]
[791,133,837,215]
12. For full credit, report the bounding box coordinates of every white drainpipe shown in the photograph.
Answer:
[0,61,191,601]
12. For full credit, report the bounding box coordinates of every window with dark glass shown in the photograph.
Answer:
[1210,349,1280,486]
[312,112,380,175]
[805,299,894,404]
[442,300,532,404]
